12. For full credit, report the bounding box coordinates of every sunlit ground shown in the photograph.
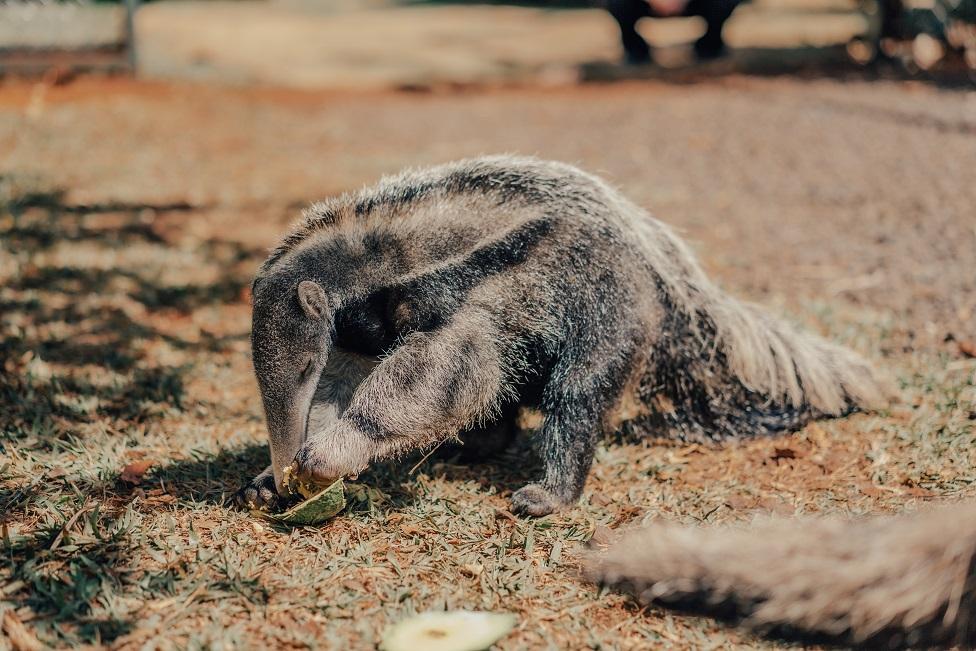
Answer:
[1,76,974,648]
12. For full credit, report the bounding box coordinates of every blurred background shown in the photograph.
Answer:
[0,0,974,85]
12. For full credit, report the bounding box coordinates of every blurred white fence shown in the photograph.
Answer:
[0,0,137,76]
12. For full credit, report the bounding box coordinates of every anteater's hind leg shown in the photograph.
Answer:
[511,346,636,517]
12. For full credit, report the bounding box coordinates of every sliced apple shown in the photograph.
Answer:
[262,475,346,526]
[380,611,517,651]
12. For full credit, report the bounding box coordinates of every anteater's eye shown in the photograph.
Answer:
[301,358,315,378]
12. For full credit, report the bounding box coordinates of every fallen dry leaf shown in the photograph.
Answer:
[120,460,155,484]
[45,467,67,480]
[610,505,643,528]
[959,340,976,358]
[460,563,484,578]
[771,447,799,461]
[903,486,935,498]
[145,494,176,506]
[858,483,885,499]
[493,508,518,523]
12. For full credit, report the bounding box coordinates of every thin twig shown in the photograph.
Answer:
[408,440,448,475]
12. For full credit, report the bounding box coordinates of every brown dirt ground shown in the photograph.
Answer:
[0,75,975,649]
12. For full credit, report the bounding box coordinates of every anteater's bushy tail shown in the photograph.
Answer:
[585,503,976,648]
[711,297,890,416]
[628,214,894,434]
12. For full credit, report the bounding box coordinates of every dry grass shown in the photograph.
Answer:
[1,76,974,649]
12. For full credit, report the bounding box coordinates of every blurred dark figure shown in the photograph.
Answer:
[605,0,743,64]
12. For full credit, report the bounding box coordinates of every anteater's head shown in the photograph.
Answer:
[250,272,332,491]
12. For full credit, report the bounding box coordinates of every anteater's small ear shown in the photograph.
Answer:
[296,280,328,320]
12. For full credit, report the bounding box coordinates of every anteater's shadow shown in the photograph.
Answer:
[152,434,542,514]
[395,433,544,507]
[150,444,270,506]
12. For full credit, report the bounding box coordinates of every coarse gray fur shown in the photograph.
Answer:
[238,155,890,516]
[585,503,976,648]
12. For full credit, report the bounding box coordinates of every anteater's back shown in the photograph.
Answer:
[261,155,889,442]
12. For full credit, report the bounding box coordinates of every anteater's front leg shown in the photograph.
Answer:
[236,350,375,511]
[290,310,507,484]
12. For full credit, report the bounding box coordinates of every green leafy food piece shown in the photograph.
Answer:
[263,478,346,526]
[380,611,517,651]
